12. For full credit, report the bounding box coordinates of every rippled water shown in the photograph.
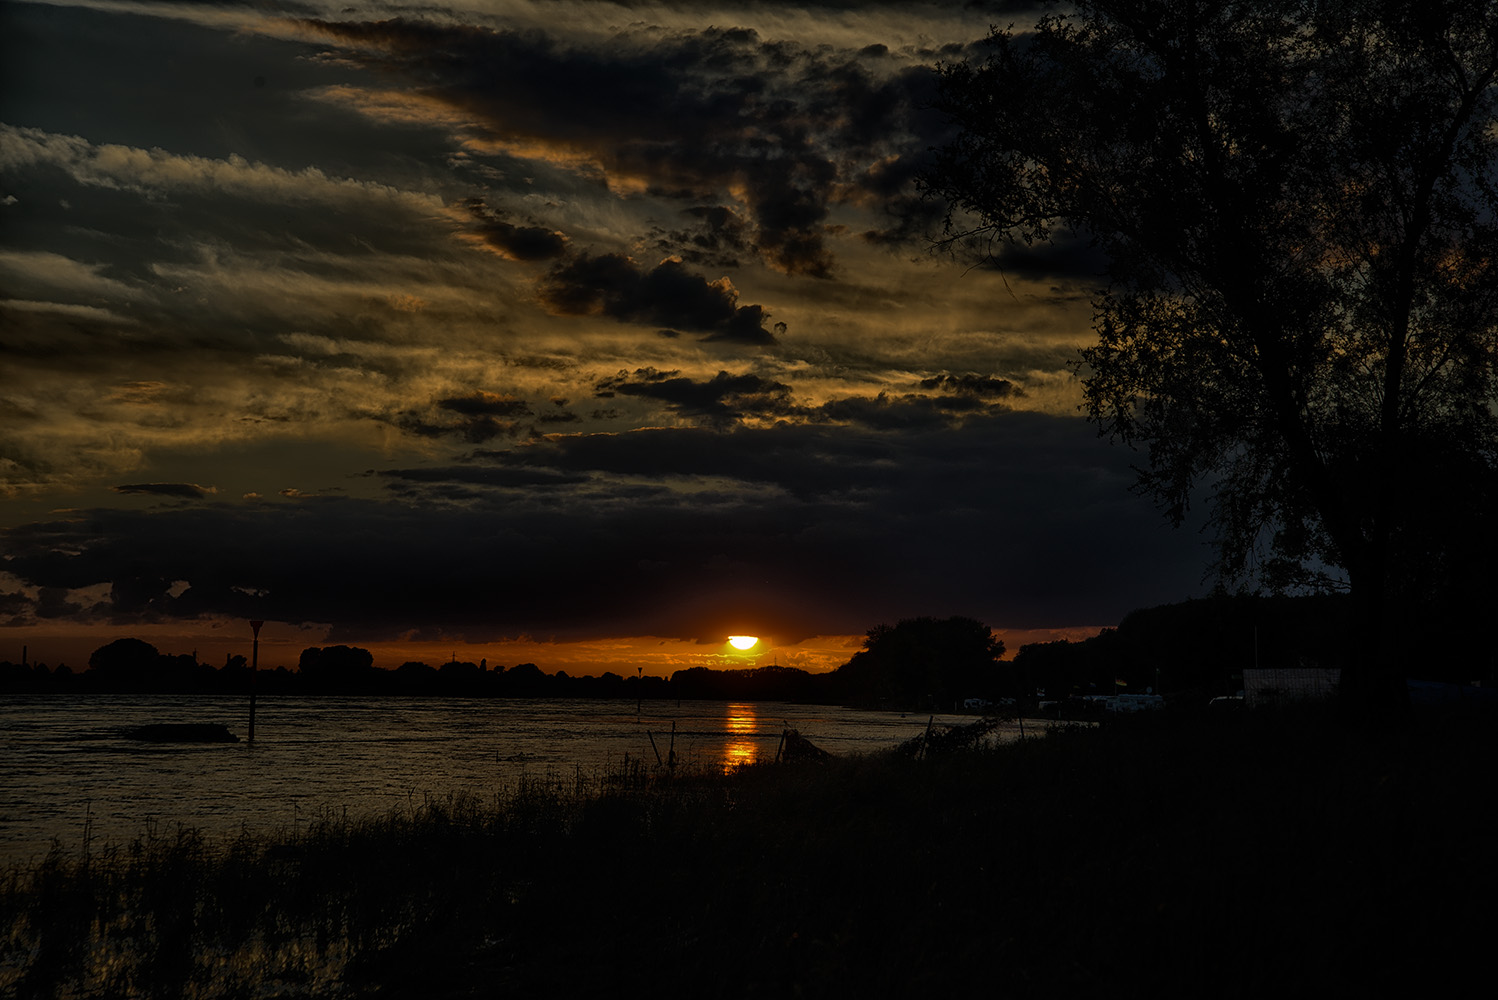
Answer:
[0,695,1002,865]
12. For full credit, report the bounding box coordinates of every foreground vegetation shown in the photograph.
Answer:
[4,705,1495,997]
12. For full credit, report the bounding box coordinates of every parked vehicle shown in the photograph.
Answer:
[1109,693,1165,713]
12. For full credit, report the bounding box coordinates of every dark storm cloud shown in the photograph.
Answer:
[919,374,1017,397]
[398,393,533,442]
[539,254,778,343]
[384,391,588,444]
[488,422,907,501]
[0,587,31,626]
[395,410,526,444]
[296,16,952,272]
[33,586,83,619]
[589,368,1019,430]
[497,414,1072,517]
[475,220,570,261]
[461,199,569,260]
[707,305,780,345]
[437,392,533,418]
[917,374,1021,412]
[0,413,1207,642]
[374,463,590,503]
[112,483,217,499]
[0,585,83,626]
[376,466,588,488]
[595,368,795,425]
[480,424,852,497]
[811,392,966,430]
[650,205,754,269]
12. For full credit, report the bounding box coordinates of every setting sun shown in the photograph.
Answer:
[727,635,759,650]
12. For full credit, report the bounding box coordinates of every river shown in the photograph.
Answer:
[0,695,1015,865]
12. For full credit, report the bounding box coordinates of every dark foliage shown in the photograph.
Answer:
[298,645,378,693]
[926,0,1498,719]
[1014,592,1358,698]
[831,616,1006,709]
[1015,590,1498,699]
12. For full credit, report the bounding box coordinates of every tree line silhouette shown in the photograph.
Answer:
[0,619,1007,705]
[5,596,1465,707]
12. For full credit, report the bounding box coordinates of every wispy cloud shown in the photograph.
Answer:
[112,482,218,498]
[0,123,447,212]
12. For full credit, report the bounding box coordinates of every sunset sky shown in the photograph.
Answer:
[0,0,1211,675]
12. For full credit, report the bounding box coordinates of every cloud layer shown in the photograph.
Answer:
[2,412,1206,643]
[0,1,1202,660]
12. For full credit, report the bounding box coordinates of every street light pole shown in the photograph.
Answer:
[249,620,264,743]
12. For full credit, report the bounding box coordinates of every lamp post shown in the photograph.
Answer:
[249,620,263,743]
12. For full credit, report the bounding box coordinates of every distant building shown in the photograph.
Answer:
[1243,668,1340,708]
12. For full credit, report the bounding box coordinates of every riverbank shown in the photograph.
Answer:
[4,705,1494,997]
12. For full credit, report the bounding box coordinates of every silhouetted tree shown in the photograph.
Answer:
[834,616,1005,709]
[0,661,46,693]
[217,654,252,693]
[1012,639,1092,701]
[1014,594,1358,699]
[87,637,175,690]
[395,660,439,695]
[438,659,489,696]
[502,662,547,696]
[298,645,378,692]
[927,0,1498,719]
[89,637,162,676]
[591,671,627,698]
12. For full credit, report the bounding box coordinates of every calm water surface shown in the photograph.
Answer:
[0,695,1011,865]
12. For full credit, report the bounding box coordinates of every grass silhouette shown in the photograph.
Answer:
[3,705,1494,997]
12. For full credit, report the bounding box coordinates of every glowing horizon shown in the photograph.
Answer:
[0,621,1102,676]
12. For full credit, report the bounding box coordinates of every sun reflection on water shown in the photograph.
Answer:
[722,703,759,771]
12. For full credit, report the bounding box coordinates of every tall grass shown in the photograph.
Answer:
[4,707,1495,997]
[0,770,599,999]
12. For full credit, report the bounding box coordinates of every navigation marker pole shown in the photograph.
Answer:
[249,620,264,743]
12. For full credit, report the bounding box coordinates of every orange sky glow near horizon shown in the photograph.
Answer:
[2,621,1111,677]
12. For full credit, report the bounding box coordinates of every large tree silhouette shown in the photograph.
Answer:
[835,617,1005,709]
[927,0,1498,717]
